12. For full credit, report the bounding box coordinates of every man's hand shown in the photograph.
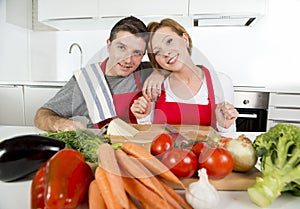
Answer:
[143,70,168,101]
[52,118,86,132]
[34,107,86,132]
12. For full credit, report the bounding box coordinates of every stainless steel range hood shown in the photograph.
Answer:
[190,0,266,27]
[192,14,261,27]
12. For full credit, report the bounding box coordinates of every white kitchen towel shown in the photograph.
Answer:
[74,63,116,124]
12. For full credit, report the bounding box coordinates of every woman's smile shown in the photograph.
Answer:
[167,53,179,64]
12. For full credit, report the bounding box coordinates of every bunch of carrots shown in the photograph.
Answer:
[89,142,193,209]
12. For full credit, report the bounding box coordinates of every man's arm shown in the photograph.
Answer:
[142,69,170,101]
[34,107,86,132]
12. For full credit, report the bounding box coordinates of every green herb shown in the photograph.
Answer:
[42,129,111,163]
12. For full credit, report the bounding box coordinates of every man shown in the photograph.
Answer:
[34,16,161,132]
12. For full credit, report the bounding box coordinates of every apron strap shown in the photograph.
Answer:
[201,65,216,128]
[134,70,142,91]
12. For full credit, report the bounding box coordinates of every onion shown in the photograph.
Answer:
[225,134,257,172]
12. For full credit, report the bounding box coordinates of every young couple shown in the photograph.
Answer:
[34,16,238,133]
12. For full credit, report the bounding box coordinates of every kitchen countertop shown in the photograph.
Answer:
[0,81,66,87]
[1,126,300,209]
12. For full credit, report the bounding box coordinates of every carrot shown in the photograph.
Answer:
[115,149,165,198]
[152,177,183,209]
[158,178,193,209]
[94,166,123,209]
[122,175,171,209]
[88,180,107,209]
[117,148,184,208]
[121,142,185,188]
[97,143,129,209]
[127,194,139,209]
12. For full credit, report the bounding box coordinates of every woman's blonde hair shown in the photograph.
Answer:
[147,18,193,70]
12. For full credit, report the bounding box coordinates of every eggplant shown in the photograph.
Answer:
[0,134,65,182]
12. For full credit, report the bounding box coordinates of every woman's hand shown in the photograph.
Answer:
[142,70,168,101]
[215,102,239,129]
[130,95,152,119]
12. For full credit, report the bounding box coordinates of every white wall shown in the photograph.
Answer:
[1,0,300,89]
[188,0,300,87]
[31,30,109,81]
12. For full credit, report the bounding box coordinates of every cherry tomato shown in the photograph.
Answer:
[199,147,234,180]
[150,133,174,157]
[191,141,206,157]
[161,148,198,178]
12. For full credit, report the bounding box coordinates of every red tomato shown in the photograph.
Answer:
[161,148,198,178]
[150,133,174,157]
[199,147,234,180]
[191,141,206,157]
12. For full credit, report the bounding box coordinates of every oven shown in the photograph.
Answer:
[234,91,269,132]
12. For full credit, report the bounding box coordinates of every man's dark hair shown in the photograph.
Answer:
[109,16,149,45]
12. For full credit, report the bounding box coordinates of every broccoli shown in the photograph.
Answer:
[42,129,111,163]
[247,123,300,207]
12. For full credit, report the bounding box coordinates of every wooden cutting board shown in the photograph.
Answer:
[109,124,217,144]
[166,167,261,190]
[109,124,261,191]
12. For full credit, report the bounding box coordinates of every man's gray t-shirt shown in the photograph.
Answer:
[43,62,153,126]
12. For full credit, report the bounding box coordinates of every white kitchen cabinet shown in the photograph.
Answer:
[38,0,188,20]
[189,0,265,15]
[98,0,188,17]
[23,85,61,126]
[267,92,300,129]
[37,0,190,30]
[38,0,98,21]
[0,85,25,126]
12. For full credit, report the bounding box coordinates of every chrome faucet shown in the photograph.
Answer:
[69,43,83,69]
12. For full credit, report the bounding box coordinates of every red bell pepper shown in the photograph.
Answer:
[31,149,94,209]
[31,162,46,209]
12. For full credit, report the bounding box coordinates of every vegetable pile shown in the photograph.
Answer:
[247,123,300,207]
[31,141,193,209]
[90,142,191,209]
[42,129,110,162]
[31,149,94,209]
[150,133,234,180]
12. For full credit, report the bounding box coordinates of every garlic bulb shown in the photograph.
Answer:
[185,168,220,209]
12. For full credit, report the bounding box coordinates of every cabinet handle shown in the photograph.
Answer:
[238,113,258,119]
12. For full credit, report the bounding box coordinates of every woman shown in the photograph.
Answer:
[131,18,239,132]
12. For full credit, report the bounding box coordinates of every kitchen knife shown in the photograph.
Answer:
[88,124,109,138]
[164,123,188,144]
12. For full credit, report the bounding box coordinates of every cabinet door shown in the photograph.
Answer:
[267,93,300,130]
[98,0,189,17]
[38,0,98,21]
[24,86,61,126]
[0,85,25,126]
[268,106,300,122]
[189,0,265,14]
[269,93,300,108]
